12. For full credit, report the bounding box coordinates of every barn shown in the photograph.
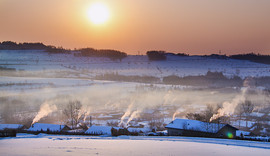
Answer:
[165,119,238,139]
[27,123,70,133]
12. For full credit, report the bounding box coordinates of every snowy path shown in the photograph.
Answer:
[0,134,269,156]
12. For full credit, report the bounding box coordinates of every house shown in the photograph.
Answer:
[0,124,25,137]
[0,124,24,131]
[165,119,238,139]
[27,123,70,133]
[85,125,112,135]
[111,127,129,136]
[67,123,89,134]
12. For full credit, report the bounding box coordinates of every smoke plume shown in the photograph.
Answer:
[32,102,57,124]
[83,106,92,122]
[119,102,134,126]
[210,88,247,122]
[126,110,142,126]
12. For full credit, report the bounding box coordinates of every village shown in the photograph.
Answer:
[1,116,269,142]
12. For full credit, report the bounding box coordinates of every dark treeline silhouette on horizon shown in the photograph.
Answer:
[230,53,270,65]
[0,41,69,53]
[146,51,167,61]
[75,48,127,61]
[1,41,269,64]
[0,41,66,52]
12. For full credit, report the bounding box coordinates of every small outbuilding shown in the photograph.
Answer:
[165,119,238,139]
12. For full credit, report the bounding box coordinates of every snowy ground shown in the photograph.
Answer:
[0,134,269,156]
[1,50,270,78]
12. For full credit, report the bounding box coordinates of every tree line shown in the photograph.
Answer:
[0,41,69,53]
[74,48,127,61]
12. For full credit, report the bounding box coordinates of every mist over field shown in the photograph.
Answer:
[1,50,270,136]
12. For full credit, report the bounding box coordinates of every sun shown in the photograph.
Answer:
[87,2,110,25]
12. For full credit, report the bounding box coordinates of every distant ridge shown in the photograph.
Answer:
[1,41,269,64]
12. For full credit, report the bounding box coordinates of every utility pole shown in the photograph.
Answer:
[89,116,92,127]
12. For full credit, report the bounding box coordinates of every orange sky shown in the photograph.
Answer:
[0,0,270,55]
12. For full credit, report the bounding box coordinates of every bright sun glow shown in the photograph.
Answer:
[87,2,110,25]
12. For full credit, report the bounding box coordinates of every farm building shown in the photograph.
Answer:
[66,123,89,134]
[27,123,70,133]
[0,124,25,137]
[85,125,113,135]
[85,125,131,136]
[165,119,238,139]
[0,124,24,131]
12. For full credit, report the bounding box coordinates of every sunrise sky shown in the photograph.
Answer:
[1,0,270,55]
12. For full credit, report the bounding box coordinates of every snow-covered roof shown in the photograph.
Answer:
[0,124,24,130]
[85,125,112,135]
[236,130,251,136]
[28,123,67,132]
[165,118,227,133]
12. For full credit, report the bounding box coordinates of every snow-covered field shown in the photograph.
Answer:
[1,50,270,78]
[0,133,269,156]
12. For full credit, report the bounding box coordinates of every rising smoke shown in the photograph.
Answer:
[210,88,248,122]
[2,81,269,127]
[32,102,57,125]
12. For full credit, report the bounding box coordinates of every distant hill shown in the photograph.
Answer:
[0,41,69,53]
[229,53,270,65]
[1,41,269,65]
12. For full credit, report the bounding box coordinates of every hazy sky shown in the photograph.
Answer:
[1,0,270,55]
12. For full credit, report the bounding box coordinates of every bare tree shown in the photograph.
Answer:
[235,102,245,128]
[186,104,220,123]
[241,100,254,128]
[186,113,205,122]
[63,100,83,129]
[204,105,215,122]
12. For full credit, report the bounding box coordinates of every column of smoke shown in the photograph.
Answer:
[126,110,142,126]
[83,106,91,122]
[119,101,134,127]
[32,102,57,125]
[172,110,180,121]
[210,88,248,122]
[76,106,92,122]
[119,90,177,127]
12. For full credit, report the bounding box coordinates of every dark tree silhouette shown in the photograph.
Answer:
[63,100,83,129]
[77,48,127,61]
[146,51,167,61]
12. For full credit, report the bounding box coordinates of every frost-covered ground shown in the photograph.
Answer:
[0,133,269,156]
[1,50,270,78]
